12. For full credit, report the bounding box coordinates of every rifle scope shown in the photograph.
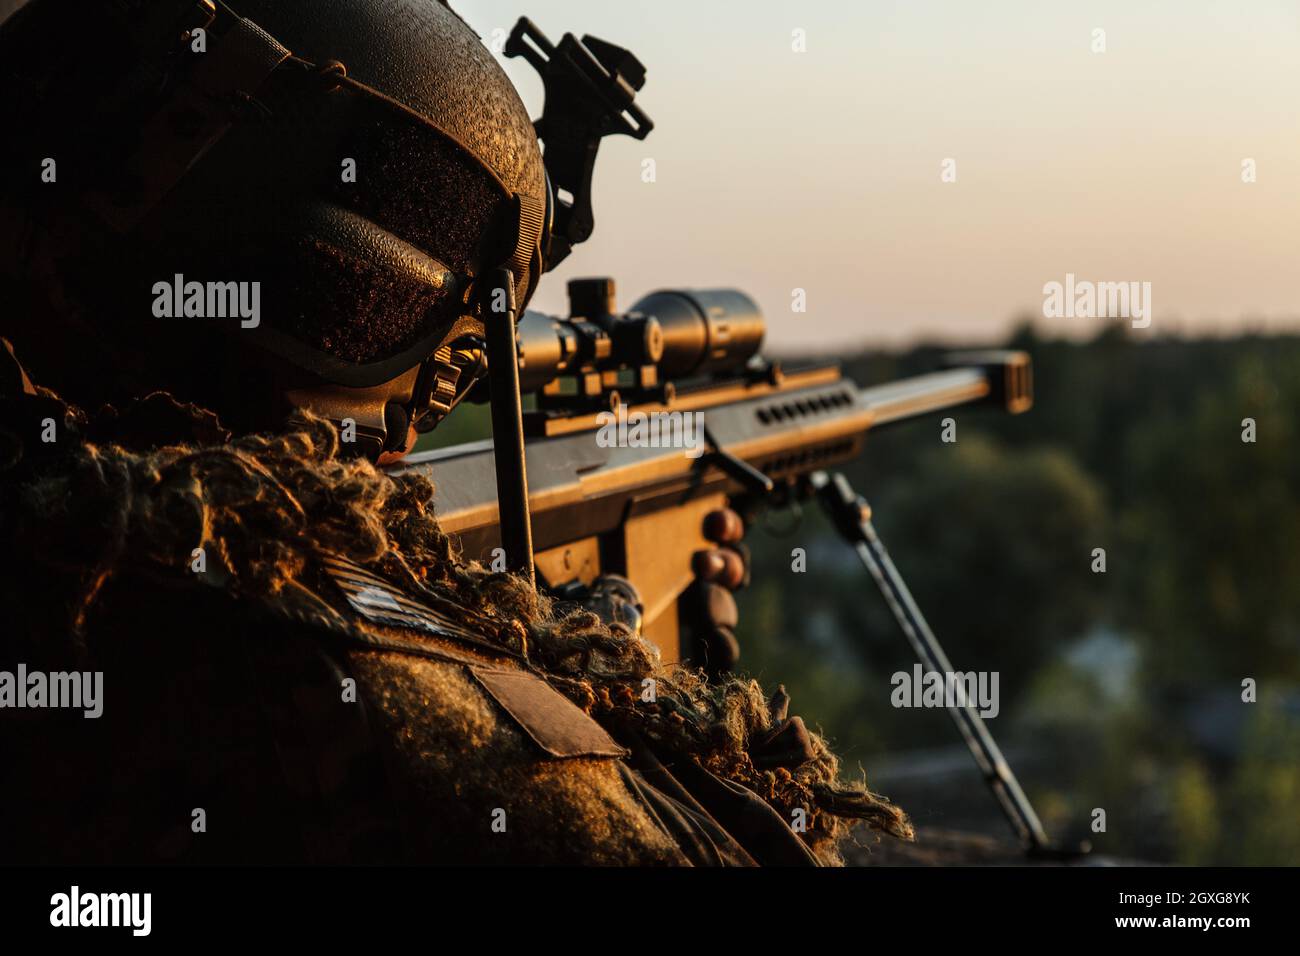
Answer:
[514,282,766,393]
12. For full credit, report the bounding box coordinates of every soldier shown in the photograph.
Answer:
[0,0,910,864]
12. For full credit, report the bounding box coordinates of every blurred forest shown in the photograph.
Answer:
[425,324,1300,864]
[737,324,1300,865]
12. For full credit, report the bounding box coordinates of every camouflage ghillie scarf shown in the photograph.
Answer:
[2,385,912,863]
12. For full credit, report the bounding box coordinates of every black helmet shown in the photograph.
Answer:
[0,0,551,458]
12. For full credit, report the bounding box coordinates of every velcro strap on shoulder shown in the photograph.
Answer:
[471,667,629,759]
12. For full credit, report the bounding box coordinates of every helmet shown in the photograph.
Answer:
[0,0,550,458]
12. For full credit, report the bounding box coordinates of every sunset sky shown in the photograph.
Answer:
[462,0,1300,351]
[1,0,1293,351]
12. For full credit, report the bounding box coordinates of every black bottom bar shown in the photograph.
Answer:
[1,864,1285,942]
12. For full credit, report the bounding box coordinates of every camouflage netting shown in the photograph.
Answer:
[6,389,912,863]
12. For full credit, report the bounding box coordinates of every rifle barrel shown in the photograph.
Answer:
[395,352,1030,564]
[857,367,990,425]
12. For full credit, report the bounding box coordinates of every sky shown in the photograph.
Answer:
[458,0,1300,351]
[2,0,1295,351]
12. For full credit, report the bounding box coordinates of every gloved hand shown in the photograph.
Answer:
[681,506,750,680]
[576,573,644,638]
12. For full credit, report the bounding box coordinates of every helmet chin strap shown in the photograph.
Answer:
[281,338,485,462]
[282,366,421,461]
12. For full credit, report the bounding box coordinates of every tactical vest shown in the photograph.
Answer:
[0,353,820,864]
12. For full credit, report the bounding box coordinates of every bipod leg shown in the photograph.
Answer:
[811,470,1080,857]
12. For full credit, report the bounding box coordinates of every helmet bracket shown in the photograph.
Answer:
[504,18,653,270]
